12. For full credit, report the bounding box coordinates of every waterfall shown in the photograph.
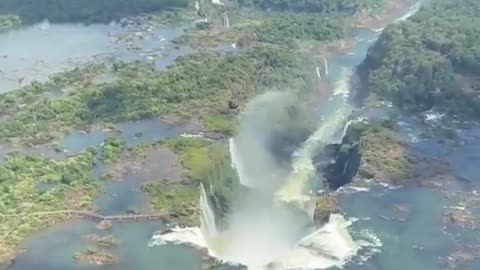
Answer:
[394,1,422,22]
[342,159,350,176]
[200,183,218,239]
[323,58,329,76]
[276,67,354,206]
[341,120,354,140]
[332,68,351,97]
[194,1,200,12]
[211,0,225,6]
[229,138,250,187]
[224,13,230,28]
[149,3,426,268]
[316,66,322,79]
[38,19,50,31]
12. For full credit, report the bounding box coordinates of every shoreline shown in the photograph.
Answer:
[0,1,458,268]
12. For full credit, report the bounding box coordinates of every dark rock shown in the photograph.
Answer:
[314,142,362,190]
[228,99,239,109]
[126,209,139,215]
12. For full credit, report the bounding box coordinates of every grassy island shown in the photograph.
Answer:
[344,122,414,183]
[0,149,99,262]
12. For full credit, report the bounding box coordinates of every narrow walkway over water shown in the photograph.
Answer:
[1,210,169,223]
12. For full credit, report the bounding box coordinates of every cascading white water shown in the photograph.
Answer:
[323,58,329,76]
[223,13,230,28]
[229,138,250,187]
[199,183,218,240]
[151,2,423,269]
[394,1,422,22]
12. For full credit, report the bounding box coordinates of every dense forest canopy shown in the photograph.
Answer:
[256,14,345,44]
[237,0,383,14]
[361,0,480,116]
[0,0,188,23]
[0,46,312,143]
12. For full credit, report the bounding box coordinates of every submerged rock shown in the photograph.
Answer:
[73,249,117,265]
[96,220,112,230]
[444,207,476,229]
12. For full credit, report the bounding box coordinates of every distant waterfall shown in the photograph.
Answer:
[38,19,51,31]
[394,1,422,22]
[341,120,354,140]
[229,138,249,187]
[200,183,217,239]
[316,66,322,79]
[223,13,230,28]
[323,58,329,76]
[194,1,200,12]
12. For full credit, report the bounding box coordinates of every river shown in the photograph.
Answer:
[6,1,480,270]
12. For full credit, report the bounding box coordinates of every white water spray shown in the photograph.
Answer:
[200,183,218,240]
[223,13,230,28]
[323,58,329,76]
[151,3,424,268]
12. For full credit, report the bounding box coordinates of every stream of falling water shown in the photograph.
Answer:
[150,70,379,270]
[150,3,423,269]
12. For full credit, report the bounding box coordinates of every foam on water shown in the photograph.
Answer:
[149,3,427,268]
[275,68,352,204]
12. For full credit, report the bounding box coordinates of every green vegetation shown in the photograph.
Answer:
[202,113,237,135]
[96,235,119,248]
[361,0,480,116]
[165,137,238,219]
[0,15,21,32]
[73,248,117,265]
[256,14,345,45]
[345,122,413,182]
[165,137,230,184]
[0,63,107,144]
[143,182,198,226]
[0,149,99,262]
[0,46,310,144]
[182,10,349,49]
[101,137,126,164]
[84,234,119,248]
[237,0,383,14]
[0,0,188,24]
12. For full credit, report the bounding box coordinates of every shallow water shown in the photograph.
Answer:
[62,118,185,154]
[341,187,452,270]
[0,23,117,92]
[10,2,480,270]
[0,21,188,93]
[11,221,202,270]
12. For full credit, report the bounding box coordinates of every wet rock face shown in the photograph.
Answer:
[313,142,362,190]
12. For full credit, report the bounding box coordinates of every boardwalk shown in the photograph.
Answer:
[76,211,169,223]
[1,210,169,223]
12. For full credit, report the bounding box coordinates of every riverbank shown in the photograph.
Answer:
[3,1,473,269]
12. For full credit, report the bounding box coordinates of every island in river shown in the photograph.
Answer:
[1,0,479,270]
